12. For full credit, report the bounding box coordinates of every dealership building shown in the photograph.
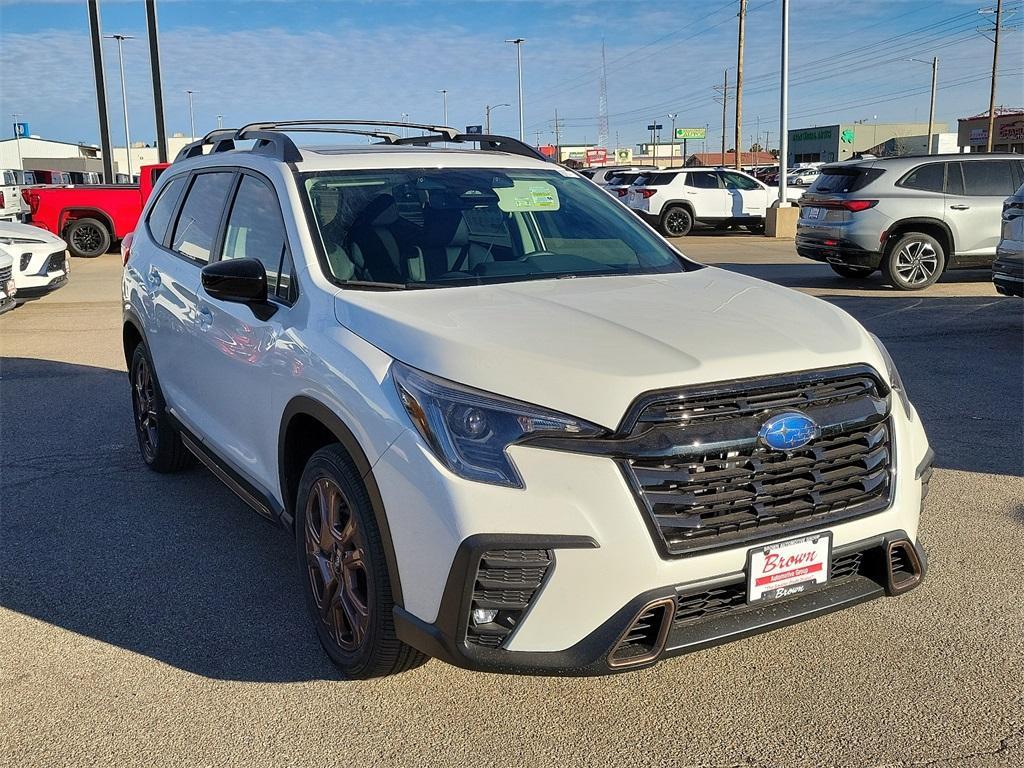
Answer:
[785,122,948,164]
[957,109,1024,154]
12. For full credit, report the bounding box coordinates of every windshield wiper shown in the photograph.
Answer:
[337,280,409,291]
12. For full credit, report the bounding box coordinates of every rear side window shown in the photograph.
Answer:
[643,172,680,186]
[146,175,186,245]
[899,163,945,193]
[220,175,290,300]
[686,171,721,189]
[811,167,883,193]
[722,172,759,190]
[960,160,1016,197]
[170,172,235,263]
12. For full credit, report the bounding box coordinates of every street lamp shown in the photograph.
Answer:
[217,114,223,129]
[400,112,409,138]
[908,57,938,154]
[104,34,135,180]
[437,89,448,126]
[185,90,196,141]
[485,103,510,134]
[505,38,525,140]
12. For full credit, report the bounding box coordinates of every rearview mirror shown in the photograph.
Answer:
[201,258,276,319]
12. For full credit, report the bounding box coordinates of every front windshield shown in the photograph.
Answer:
[301,167,694,289]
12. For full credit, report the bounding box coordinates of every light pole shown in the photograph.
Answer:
[483,102,507,134]
[11,113,24,172]
[186,90,196,141]
[104,33,135,180]
[778,0,790,207]
[438,89,448,126]
[909,57,938,154]
[400,112,409,138]
[505,38,525,140]
[217,114,224,129]
[668,113,677,166]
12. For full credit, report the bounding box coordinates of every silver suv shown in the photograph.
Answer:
[797,154,1024,290]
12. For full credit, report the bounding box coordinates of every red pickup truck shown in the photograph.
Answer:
[22,164,167,258]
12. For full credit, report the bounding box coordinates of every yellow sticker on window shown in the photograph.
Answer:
[495,180,560,212]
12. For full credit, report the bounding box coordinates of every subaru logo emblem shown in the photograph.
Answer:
[758,411,819,451]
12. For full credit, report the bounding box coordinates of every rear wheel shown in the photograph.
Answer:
[129,344,192,472]
[883,232,945,290]
[660,206,693,237]
[830,264,875,279]
[65,217,111,258]
[295,445,427,678]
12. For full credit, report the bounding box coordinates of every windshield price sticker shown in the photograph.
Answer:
[496,181,560,212]
[747,533,831,602]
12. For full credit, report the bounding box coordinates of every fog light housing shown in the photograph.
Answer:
[471,608,498,626]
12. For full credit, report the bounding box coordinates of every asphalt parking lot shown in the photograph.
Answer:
[2,236,1022,768]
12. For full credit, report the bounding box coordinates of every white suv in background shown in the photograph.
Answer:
[0,247,17,314]
[0,220,69,301]
[626,167,798,237]
[123,120,931,678]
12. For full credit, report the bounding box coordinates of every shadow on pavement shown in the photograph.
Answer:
[0,357,340,683]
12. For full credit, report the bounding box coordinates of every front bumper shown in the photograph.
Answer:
[373,390,933,675]
[395,531,927,675]
[15,272,68,300]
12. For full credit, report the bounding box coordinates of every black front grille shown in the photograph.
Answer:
[623,367,893,555]
[0,265,11,283]
[466,549,551,648]
[673,547,870,627]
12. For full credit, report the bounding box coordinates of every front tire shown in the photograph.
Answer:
[295,445,426,678]
[129,344,192,472]
[65,217,112,258]
[883,233,945,290]
[830,264,875,279]
[660,206,694,237]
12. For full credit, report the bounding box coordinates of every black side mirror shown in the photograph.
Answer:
[201,258,276,319]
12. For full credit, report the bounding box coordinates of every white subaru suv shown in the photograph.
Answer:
[626,167,801,237]
[122,120,932,678]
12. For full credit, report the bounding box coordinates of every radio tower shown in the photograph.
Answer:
[597,39,609,150]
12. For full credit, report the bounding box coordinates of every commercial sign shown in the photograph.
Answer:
[674,127,706,140]
[585,148,608,166]
[791,128,834,143]
[615,147,633,164]
[999,119,1024,141]
[465,125,483,134]
[13,122,29,138]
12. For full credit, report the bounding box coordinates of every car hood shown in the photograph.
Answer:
[334,268,885,429]
[0,220,67,248]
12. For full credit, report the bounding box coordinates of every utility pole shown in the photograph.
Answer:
[668,113,677,166]
[553,108,563,162]
[145,0,168,164]
[927,57,938,154]
[713,70,730,162]
[735,0,746,169]
[779,0,790,205]
[104,33,134,180]
[87,0,114,183]
[186,90,196,141]
[505,38,526,141]
[986,0,1003,152]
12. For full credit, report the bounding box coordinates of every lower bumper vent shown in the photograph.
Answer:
[608,598,675,668]
[886,540,923,594]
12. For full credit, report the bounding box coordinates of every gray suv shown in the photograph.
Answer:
[796,154,1024,290]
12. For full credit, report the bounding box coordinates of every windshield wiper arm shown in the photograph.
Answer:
[337,280,409,291]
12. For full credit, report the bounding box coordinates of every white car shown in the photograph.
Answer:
[626,167,800,237]
[585,165,656,187]
[0,220,69,301]
[993,181,1024,297]
[1,169,23,222]
[123,119,932,678]
[787,167,821,187]
[0,247,17,314]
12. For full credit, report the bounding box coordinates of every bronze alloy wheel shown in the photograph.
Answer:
[132,354,158,463]
[304,476,371,651]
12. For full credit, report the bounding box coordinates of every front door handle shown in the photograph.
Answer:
[949,204,971,210]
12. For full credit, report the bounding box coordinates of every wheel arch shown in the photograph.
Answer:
[884,218,954,267]
[122,312,145,370]
[279,395,405,606]
[60,207,116,240]
[661,199,696,217]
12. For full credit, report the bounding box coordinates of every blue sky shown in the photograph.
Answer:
[1,0,1021,151]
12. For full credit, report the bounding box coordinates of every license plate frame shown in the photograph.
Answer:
[746,532,832,603]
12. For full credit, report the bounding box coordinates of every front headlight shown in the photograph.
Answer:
[392,361,603,488]
[0,236,44,246]
[869,333,913,420]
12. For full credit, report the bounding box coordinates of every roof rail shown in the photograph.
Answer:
[173,129,238,162]
[238,119,461,141]
[393,133,549,161]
